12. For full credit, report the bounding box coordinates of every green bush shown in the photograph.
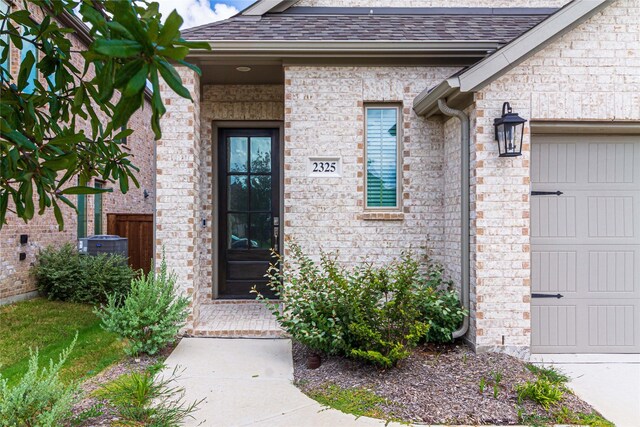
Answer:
[33,243,134,304]
[0,338,78,427]
[344,256,429,368]
[93,366,202,427]
[254,245,348,355]
[408,262,467,344]
[95,253,190,356]
[515,378,565,409]
[255,244,434,367]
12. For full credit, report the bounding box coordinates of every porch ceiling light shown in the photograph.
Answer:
[494,102,527,157]
[236,66,252,72]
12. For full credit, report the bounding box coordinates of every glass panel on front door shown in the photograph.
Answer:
[225,136,273,250]
[219,128,280,299]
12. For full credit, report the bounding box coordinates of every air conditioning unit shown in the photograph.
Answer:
[78,235,128,257]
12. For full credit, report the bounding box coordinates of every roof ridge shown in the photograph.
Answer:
[276,6,559,16]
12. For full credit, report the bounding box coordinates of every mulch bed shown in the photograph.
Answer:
[293,342,596,425]
[67,342,178,427]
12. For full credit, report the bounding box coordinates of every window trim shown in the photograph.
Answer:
[77,177,87,238]
[363,103,402,211]
[94,180,105,235]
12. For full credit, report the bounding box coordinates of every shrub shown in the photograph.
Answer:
[95,253,190,356]
[344,256,429,368]
[94,366,202,427]
[255,244,430,367]
[33,243,134,304]
[255,245,348,355]
[418,288,467,343]
[0,338,78,427]
[515,378,565,409]
[525,363,569,384]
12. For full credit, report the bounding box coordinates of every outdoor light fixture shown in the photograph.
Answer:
[494,102,527,157]
[236,66,251,72]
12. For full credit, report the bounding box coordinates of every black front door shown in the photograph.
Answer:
[218,128,279,298]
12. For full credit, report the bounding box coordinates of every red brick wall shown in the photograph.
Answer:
[0,3,155,303]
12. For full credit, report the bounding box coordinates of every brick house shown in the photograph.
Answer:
[0,2,155,305]
[157,0,639,357]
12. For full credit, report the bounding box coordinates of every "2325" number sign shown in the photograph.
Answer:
[312,161,337,173]
[308,157,341,177]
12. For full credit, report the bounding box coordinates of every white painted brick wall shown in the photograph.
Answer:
[156,68,202,331]
[468,0,640,356]
[284,66,460,266]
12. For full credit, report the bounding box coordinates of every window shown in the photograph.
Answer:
[365,106,400,209]
[94,181,104,235]
[0,1,9,78]
[77,177,87,238]
[20,26,37,93]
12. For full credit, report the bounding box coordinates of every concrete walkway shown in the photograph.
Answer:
[163,338,405,427]
[531,354,640,427]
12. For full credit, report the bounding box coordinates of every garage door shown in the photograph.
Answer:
[531,135,640,353]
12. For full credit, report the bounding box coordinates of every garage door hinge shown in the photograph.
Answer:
[531,293,564,299]
[530,191,563,196]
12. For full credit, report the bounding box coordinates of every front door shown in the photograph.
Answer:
[218,128,280,298]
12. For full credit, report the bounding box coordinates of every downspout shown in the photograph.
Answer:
[437,99,470,340]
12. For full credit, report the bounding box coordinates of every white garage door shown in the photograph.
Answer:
[531,135,640,353]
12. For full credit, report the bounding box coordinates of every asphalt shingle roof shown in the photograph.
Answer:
[181,11,552,42]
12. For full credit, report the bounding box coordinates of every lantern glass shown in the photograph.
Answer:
[505,123,518,154]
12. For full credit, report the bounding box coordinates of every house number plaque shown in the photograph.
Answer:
[307,157,341,177]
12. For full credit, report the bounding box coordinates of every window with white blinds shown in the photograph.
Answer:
[365,106,399,208]
[20,27,37,94]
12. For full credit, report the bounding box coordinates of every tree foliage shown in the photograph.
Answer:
[0,0,209,229]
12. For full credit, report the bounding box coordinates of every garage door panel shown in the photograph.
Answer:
[589,251,635,293]
[531,196,576,238]
[588,142,635,184]
[588,196,634,238]
[588,304,636,347]
[531,251,577,293]
[531,305,577,348]
[532,135,640,354]
[533,244,640,299]
[532,142,577,184]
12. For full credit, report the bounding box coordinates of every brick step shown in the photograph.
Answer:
[189,329,286,338]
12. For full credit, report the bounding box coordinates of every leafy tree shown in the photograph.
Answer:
[0,0,208,228]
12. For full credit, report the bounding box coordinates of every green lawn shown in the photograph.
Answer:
[0,298,125,387]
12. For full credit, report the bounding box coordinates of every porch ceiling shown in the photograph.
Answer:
[198,63,284,85]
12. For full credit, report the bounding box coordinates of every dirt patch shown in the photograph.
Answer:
[293,342,597,425]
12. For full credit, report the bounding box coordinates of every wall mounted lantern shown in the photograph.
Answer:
[494,102,527,157]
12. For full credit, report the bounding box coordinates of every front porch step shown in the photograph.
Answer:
[192,301,285,338]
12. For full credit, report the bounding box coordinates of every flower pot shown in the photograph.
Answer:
[307,353,321,369]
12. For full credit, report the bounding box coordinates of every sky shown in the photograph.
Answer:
[155,0,259,29]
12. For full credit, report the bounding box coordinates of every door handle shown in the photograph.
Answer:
[531,191,563,196]
[273,217,279,250]
[531,293,564,299]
